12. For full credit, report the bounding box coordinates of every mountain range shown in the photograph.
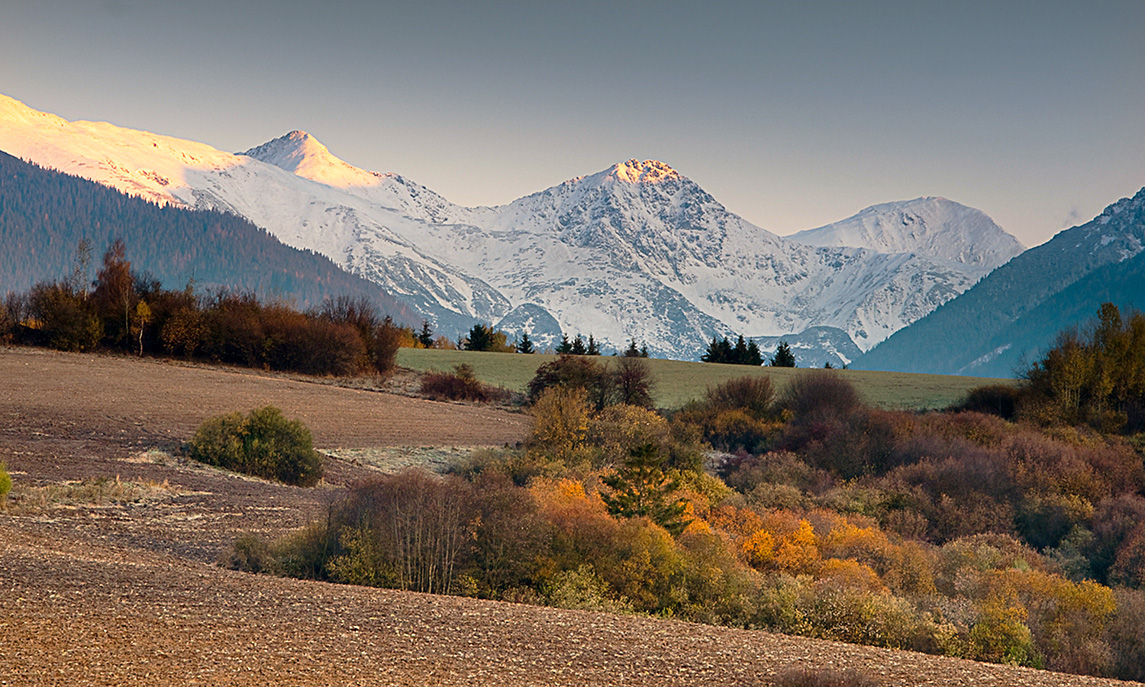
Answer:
[0,93,1026,361]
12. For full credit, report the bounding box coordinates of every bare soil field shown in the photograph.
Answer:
[0,347,1139,686]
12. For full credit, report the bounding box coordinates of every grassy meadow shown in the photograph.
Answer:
[395,348,1012,410]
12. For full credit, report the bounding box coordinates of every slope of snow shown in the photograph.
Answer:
[0,94,1013,359]
[790,197,1024,276]
[241,131,486,226]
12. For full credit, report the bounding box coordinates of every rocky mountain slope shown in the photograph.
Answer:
[0,94,1024,359]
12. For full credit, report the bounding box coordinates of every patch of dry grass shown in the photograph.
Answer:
[11,476,184,509]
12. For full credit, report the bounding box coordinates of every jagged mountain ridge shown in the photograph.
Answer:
[0,94,1022,359]
[855,187,1145,376]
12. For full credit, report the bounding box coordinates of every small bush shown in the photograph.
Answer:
[956,384,1021,420]
[188,406,323,486]
[542,564,633,614]
[706,376,775,418]
[451,447,566,487]
[219,533,274,573]
[779,370,862,421]
[0,462,11,501]
[773,666,881,687]
[420,364,506,403]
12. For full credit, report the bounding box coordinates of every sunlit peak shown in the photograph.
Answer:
[611,159,681,184]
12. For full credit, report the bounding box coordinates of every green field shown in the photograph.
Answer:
[395,348,1013,411]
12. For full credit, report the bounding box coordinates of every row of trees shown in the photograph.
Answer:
[701,335,795,367]
[0,240,406,376]
[456,324,650,358]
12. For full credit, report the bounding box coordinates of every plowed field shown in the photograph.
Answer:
[0,347,1138,686]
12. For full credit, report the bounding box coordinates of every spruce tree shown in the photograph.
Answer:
[464,323,494,351]
[601,443,690,535]
[556,334,572,354]
[771,341,796,367]
[571,334,587,355]
[746,339,763,366]
[417,320,434,348]
[517,332,535,354]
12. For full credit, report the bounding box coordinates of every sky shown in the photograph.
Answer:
[1,0,1142,247]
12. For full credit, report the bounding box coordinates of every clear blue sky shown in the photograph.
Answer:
[2,0,1142,246]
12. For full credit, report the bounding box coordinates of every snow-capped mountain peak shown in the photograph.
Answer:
[240,130,386,188]
[789,196,1024,276]
[0,93,67,128]
[608,159,682,184]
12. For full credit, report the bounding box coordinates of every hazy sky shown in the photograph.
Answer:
[2,0,1142,247]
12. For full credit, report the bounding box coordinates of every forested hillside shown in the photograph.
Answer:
[0,151,415,321]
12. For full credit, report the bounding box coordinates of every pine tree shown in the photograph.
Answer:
[417,320,434,348]
[771,341,796,367]
[624,339,641,357]
[517,332,535,354]
[571,334,587,356]
[464,323,494,351]
[701,335,734,364]
[556,334,572,354]
[601,443,690,536]
[586,334,600,356]
[733,335,749,364]
[746,339,763,366]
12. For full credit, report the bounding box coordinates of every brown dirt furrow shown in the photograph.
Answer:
[0,346,528,452]
[2,526,1137,687]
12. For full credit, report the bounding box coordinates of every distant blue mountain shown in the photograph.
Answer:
[855,187,1145,377]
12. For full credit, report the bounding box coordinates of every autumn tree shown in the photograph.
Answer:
[92,239,137,348]
[612,355,655,408]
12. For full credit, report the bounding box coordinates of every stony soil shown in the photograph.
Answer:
[0,346,1140,686]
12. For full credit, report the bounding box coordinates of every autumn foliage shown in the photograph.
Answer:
[204,303,1145,681]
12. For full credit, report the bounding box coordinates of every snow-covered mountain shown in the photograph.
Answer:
[0,93,1022,360]
[790,197,1024,277]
